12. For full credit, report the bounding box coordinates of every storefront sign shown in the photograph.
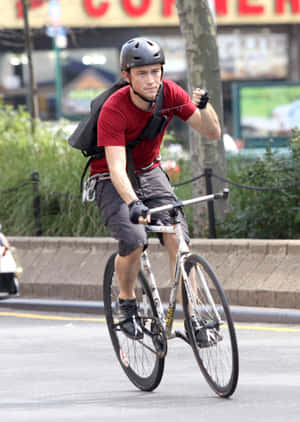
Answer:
[62,68,113,115]
[233,82,300,141]
[219,32,288,80]
[9,0,300,27]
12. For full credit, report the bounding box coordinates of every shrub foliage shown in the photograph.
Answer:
[0,104,108,236]
[218,131,300,239]
[0,103,299,239]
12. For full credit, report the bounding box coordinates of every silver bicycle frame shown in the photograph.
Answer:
[140,189,229,337]
[140,222,190,338]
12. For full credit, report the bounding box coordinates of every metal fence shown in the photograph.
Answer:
[1,169,300,237]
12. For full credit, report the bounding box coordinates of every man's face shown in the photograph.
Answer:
[126,64,162,102]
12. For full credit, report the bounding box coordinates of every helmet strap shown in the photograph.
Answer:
[131,85,154,111]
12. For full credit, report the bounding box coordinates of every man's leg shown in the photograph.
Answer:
[164,231,208,346]
[115,246,144,339]
[115,246,143,300]
[95,180,147,339]
[163,232,197,307]
[162,232,178,281]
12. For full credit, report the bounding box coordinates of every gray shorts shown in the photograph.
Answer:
[95,166,189,256]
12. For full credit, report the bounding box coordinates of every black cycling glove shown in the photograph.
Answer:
[128,200,149,224]
[197,90,209,109]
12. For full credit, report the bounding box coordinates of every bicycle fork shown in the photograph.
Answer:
[181,260,223,328]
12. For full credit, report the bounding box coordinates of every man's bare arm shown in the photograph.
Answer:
[105,146,138,205]
[186,89,221,140]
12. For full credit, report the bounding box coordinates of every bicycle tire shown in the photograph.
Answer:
[182,254,239,397]
[103,252,165,392]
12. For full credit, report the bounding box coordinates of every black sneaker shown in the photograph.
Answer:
[184,317,211,348]
[118,298,144,340]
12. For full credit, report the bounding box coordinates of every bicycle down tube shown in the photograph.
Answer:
[144,188,229,336]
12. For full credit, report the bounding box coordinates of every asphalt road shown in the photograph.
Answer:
[1,308,300,422]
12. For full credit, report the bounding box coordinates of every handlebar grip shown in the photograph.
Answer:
[214,188,229,200]
[222,188,229,199]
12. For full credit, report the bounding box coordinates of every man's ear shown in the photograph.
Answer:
[160,65,164,79]
[122,70,130,83]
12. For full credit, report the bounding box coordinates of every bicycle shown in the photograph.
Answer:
[103,188,239,397]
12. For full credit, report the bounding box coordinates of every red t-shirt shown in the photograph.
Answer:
[89,78,196,176]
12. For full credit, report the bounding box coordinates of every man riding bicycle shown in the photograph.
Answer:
[90,37,221,339]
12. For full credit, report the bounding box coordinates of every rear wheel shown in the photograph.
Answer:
[182,254,239,397]
[103,253,166,392]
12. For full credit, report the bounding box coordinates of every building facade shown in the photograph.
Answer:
[0,0,300,143]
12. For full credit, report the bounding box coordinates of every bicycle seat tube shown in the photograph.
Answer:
[165,217,190,337]
[140,251,166,326]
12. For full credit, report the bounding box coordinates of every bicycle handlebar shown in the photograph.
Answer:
[148,188,229,216]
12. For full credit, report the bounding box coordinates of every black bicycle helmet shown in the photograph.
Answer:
[120,38,165,71]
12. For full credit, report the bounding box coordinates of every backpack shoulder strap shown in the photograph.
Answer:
[153,80,164,116]
[126,81,164,151]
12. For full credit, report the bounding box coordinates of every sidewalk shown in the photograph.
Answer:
[7,237,300,310]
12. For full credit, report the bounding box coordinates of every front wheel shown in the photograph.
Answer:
[103,253,166,392]
[182,254,239,398]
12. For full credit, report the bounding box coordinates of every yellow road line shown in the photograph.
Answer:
[173,321,300,332]
[234,324,300,333]
[0,311,105,322]
[1,312,300,332]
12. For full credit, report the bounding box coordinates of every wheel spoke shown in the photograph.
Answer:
[103,253,165,391]
[182,254,239,397]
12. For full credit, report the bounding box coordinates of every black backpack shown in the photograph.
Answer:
[68,79,168,191]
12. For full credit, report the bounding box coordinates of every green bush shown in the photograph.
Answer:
[217,131,300,239]
[1,103,299,239]
[0,104,192,237]
[0,104,108,236]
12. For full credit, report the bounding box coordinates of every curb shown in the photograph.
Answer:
[1,298,300,325]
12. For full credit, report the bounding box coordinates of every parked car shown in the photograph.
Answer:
[0,225,20,299]
[223,133,239,154]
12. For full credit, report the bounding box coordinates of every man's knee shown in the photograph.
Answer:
[118,245,143,260]
[163,233,179,256]
[118,238,147,257]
